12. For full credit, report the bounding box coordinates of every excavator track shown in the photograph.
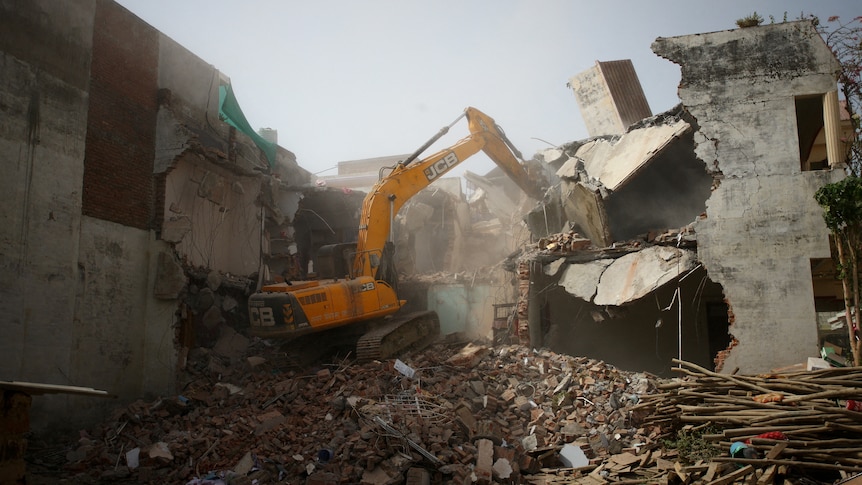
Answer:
[356,311,441,362]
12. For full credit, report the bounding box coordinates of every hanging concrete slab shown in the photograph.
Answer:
[558,119,692,192]
[553,117,702,246]
[560,179,612,247]
[559,259,614,301]
[594,246,696,306]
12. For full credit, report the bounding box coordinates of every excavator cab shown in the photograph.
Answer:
[315,243,356,279]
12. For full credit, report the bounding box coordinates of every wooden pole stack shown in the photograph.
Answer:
[634,359,862,475]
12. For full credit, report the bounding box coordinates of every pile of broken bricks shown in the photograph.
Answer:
[29,335,666,484]
[27,333,862,484]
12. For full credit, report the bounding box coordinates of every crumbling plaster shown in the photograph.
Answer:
[155,32,312,277]
[164,157,262,275]
[652,21,846,373]
[0,0,313,433]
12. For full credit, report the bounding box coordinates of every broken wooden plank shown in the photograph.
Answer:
[757,465,777,485]
[765,442,788,460]
[706,464,754,485]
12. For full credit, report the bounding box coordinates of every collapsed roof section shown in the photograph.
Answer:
[555,245,698,306]
[530,106,712,248]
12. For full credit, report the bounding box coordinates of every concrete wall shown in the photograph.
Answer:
[428,284,494,337]
[0,0,309,433]
[652,21,846,373]
[0,0,99,431]
[71,217,176,418]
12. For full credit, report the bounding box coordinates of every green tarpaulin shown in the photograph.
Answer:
[218,82,277,167]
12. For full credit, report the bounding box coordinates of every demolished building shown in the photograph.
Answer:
[518,104,723,377]
[653,21,849,373]
[516,21,849,376]
[0,0,367,434]
[0,0,545,437]
[0,0,854,454]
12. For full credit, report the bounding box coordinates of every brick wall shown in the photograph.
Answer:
[82,0,158,230]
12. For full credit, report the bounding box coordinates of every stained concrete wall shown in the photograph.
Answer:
[0,0,99,431]
[0,0,177,432]
[652,21,846,373]
[72,218,176,419]
[0,0,306,433]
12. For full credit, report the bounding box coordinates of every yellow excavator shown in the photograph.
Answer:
[248,107,543,361]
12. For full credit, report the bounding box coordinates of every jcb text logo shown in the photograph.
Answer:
[424,152,459,181]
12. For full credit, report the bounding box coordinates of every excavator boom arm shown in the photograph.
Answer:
[353,107,542,278]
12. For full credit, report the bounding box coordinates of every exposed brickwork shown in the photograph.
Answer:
[82,0,158,230]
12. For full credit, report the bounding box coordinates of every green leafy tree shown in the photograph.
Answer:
[810,15,862,365]
[815,177,862,365]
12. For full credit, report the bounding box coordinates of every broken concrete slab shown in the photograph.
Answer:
[153,251,186,299]
[212,325,250,360]
[558,119,691,192]
[549,106,711,246]
[560,178,613,247]
[559,259,614,302]
[147,442,172,462]
[543,257,566,276]
[594,246,696,306]
[559,443,590,468]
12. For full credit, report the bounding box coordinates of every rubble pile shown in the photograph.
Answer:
[35,339,664,484]
[537,231,592,253]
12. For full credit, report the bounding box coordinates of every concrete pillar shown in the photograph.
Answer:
[823,89,844,167]
[528,261,542,348]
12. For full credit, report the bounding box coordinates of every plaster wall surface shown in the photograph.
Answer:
[69,217,176,424]
[165,157,262,275]
[652,21,845,373]
[0,0,230,432]
[428,284,494,338]
[0,0,95,429]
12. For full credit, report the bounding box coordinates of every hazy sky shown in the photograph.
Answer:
[115,1,858,179]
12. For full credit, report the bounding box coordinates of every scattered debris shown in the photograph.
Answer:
[27,341,662,483]
[25,343,862,484]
